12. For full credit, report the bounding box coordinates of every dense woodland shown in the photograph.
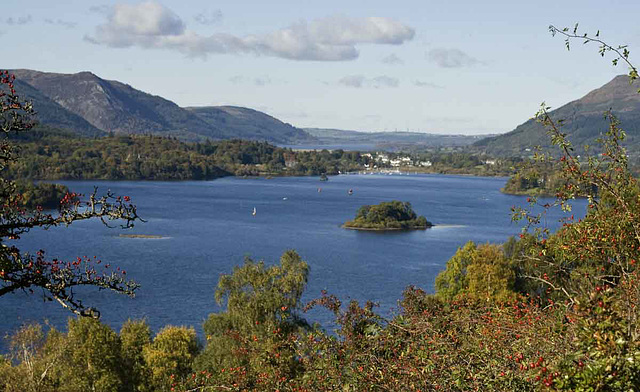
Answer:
[11,180,69,209]
[6,128,370,181]
[501,159,604,198]
[6,127,519,185]
[3,28,640,391]
[500,161,572,197]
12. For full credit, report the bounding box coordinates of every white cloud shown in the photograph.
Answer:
[413,80,443,88]
[428,48,480,68]
[86,1,185,47]
[274,110,309,119]
[229,75,273,86]
[228,75,245,84]
[86,1,415,61]
[89,5,111,15]
[299,16,414,45]
[339,75,366,88]
[381,53,403,65]
[253,76,272,86]
[371,76,399,88]
[194,9,223,26]
[339,75,399,88]
[5,15,32,25]
[45,19,78,29]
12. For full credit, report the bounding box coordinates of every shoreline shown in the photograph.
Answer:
[342,224,432,231]
[36,171,510,184]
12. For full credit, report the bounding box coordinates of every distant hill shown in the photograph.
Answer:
[8,69,315,144]
[475,75,640,156]
[305,128,490,149]
[187,106,315,144]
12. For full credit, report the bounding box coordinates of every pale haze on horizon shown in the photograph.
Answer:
[2,0,639,135]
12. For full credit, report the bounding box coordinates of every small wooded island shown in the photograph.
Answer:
[343,200,433,230]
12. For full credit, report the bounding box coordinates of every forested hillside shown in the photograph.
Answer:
[6,130,369,180]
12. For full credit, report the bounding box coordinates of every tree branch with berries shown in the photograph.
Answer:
[0,70,142,318]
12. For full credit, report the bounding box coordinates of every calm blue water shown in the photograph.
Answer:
[1,174,586,342]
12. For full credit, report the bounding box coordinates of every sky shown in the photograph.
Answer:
[2,0,639,135]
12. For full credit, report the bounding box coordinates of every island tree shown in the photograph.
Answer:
[344,200,432,230]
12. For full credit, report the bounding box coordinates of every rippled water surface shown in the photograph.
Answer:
[1,174,587,340]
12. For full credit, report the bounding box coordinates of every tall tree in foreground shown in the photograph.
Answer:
[186,250,310,390]
[0,70,141,317]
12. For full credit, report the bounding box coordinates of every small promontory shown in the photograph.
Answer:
[343,201,433,230]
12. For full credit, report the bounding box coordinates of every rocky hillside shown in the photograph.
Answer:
[13,78,103,137]
[9,69,315,144]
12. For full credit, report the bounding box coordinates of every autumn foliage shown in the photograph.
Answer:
[2,28,640,391]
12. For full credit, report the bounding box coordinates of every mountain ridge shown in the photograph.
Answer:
[305,127,492,149]
[186,106,313,143]
[475,75,640,156]
[8,69,315,144]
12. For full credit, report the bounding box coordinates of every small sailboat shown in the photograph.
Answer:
[318,188,322,193]
[252,207,257,216]
[348,189,353,196]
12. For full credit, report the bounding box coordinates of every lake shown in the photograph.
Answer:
[1,174,586,341]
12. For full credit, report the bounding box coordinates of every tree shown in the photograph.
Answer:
[0,70,142,317]
[549,24,638,81]
[435,241,516,301]
[119,319,152,392]
[0,323,66,392]
[466,244,515,301]
[143,326,199,392]
[192,250,309,389]
[434,241,476,300]
[57,318,125,392]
